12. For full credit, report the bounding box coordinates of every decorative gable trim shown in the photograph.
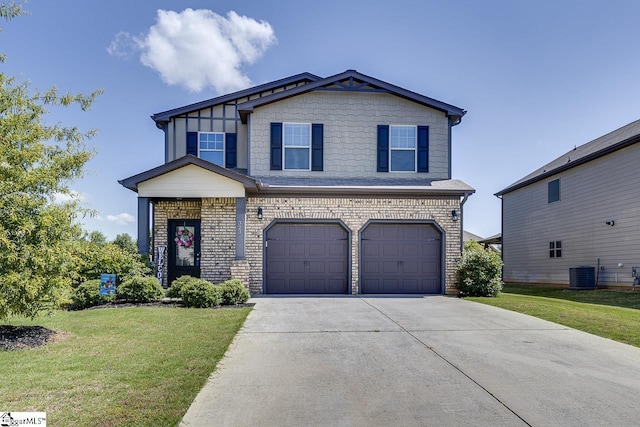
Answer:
[237,69,466,125]
[151,72,321,127]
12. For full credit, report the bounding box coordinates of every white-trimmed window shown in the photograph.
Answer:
[283,123,311,170]
[390,125,417,172]
[198,132,225,167]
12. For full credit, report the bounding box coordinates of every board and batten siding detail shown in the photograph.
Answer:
[502,143,640,287]
[249,91,450,179]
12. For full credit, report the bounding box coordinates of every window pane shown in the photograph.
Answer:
[548,179,560,203]
[174,225,195,266]
[550,250,555,258]
[556,241,562,248]
[200,151,224,166]
[391,126,416,148]
[391,150,415,171]
[285,147,310,170]
[284,124,310,147]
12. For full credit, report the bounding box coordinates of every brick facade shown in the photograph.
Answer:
[153,195,462,294]
[153,198,236,288]
[245,195,462,295]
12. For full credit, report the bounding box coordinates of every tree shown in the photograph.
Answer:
[86,230,108,245]
[112,233,138,254]
[0,3,103,319]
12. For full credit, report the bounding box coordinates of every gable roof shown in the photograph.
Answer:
[496,118,640,196]
[237,69,466,125]
[151,72,321,127]
[118,155,260,192]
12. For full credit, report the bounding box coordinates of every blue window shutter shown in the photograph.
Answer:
[225,133,237,168]
[417,126,429,173]
[377,125,389,172]
[311,124,323,171]
[187,132,198,156]
[270,122,282,170]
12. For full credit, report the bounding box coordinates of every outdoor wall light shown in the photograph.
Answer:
[451,209,459,222]
[257,207,263,220]
[606,219,615,226]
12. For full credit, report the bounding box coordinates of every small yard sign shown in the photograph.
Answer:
[100,273,116,296]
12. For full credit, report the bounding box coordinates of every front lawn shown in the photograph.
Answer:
[0,306,252,426]
[468,284,640,347]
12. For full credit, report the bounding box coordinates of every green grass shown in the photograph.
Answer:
[0,306,252,426]
[469,284,640,347]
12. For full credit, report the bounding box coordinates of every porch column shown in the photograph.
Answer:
[235,197,246,259]
[137,197,150,255]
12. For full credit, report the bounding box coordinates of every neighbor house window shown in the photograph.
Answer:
[198,132,225,167]
[283,123,311,170]
[549,241,562,258]
[548,179,560,203]
[390,125,416,172]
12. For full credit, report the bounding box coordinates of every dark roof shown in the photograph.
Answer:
[496,119,640,196]
[237,69,466,125]
[119,156,475,197]
[118,155,259,192]
[151,72,321,126]
[253,176,475,196]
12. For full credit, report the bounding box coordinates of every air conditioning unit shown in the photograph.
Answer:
[569,266,596,290]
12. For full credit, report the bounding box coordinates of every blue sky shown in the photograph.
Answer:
[4,0,640,239]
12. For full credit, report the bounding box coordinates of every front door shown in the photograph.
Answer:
[168,219,201,286]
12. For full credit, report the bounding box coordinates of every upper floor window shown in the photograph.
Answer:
[390,126,416,172]
[283,123,311,170]
[548,178,560,203]
[199,132,225,167]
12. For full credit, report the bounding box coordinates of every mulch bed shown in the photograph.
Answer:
[0,325,57,351]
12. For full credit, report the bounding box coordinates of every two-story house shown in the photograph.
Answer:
[496,119,640,288]
[119,70,474,295]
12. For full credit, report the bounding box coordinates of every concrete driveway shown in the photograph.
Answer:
[181,296,640,426]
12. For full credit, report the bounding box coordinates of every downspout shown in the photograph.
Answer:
[460,192,471,254]
[496,193,504,281]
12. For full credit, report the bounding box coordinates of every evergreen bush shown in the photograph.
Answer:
[218,279,250,305]
[71,279,114,309]
[117,276,165,303]
[456,241,503,297]
[180,279,222,308]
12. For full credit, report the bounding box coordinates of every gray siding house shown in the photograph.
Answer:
[496,119,640,288]
[120,70,474,295]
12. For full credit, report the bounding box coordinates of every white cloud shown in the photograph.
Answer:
[106,213,136,225]
[52,190,87,204]
[106,31,142,59]
[108,9,277,93]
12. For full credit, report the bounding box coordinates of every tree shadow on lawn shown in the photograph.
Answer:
[504,284,640,310]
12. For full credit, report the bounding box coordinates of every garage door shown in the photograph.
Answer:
[361,223,442,294]
[265,223,349,294]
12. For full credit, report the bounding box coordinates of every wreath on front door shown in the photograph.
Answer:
[174,227,195,248]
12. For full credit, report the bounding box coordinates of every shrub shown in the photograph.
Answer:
[456,241,503,297]
[68,240,152,288]
[71,279,115,309]
[167,275,199,298]
[218,279,251,305]
[117,276,165,303]
[181,279,222,308]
